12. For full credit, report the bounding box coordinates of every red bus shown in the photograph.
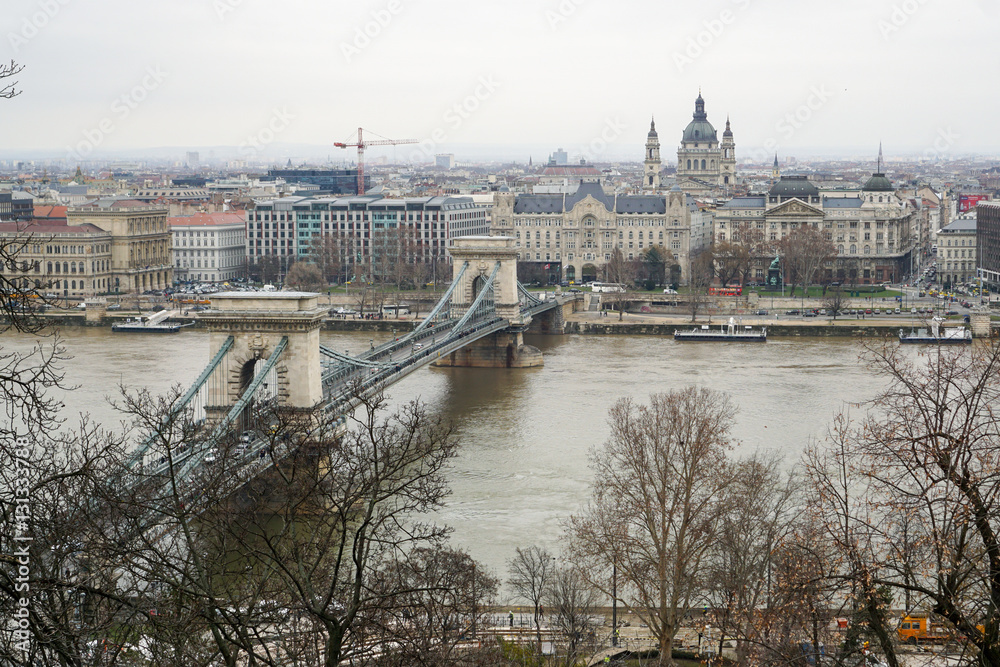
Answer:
[708,286,742,296]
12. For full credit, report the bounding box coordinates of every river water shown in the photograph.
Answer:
[3,327,885,576]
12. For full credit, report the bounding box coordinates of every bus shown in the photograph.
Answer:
[591,283,626,293]
[708,286,742,296]
[381,304,410,317]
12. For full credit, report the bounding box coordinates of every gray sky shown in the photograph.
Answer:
[2,0,997,163]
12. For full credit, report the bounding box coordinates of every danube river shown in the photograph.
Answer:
[6,327,887,575]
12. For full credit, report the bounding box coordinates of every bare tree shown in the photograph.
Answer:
[709,451,801,667]
[546,565,601,667]
[805,416,902,667]
[372,545,499,666]
[568,387,738,663]
[779,225,836,299]
[601,249,633,320]
[806,339,1000,666]
[284,260,324,291]
[712,240,752,288]
[0,60,22,99]
[687,249,714,322]
[763,520,844,667]
[822,286,848,320]
[507,545,554,650]
[307,234,342,285]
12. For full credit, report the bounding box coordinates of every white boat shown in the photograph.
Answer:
[112,309,183,333]
[674,317,767,342]
[899,317,972,344]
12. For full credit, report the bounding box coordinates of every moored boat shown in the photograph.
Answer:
[899,317,972,344]
[674,317,767,342]
[111,309,184,333]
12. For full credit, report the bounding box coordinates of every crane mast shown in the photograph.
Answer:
[334,128,417,195]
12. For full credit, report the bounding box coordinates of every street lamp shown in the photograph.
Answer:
[611,562,618,648]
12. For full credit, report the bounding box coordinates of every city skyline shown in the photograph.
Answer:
[1,0,997,163]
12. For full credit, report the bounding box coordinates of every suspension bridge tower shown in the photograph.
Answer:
[436,236,543,368]
[198,292,327,424]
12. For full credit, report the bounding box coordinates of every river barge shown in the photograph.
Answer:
[674,318,767,342]
[899,318,972,344]
[111,310,184,333]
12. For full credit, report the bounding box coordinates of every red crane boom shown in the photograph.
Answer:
[334,127,416,195]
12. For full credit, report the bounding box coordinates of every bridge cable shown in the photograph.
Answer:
[123,335,235,472]
[403,261,469,340]
[517,281,543,306]
[171,336,288,483]
[449,262,501,337]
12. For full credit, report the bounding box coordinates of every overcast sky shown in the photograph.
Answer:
[2,0,997,164]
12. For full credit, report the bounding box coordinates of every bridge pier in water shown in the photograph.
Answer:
[433,329,543,368]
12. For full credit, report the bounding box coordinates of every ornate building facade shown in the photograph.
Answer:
[491,182,710,284]
[68,200,173,293]
[714,167,918,285]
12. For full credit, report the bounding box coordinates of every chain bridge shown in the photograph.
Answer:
[124,237,578,491]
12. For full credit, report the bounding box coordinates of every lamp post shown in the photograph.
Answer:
[611,562,618,648]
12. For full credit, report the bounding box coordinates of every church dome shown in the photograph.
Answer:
[647,118,658,139]
[681,94,717,143]
[862,173,894,192]
[768,175,819,198]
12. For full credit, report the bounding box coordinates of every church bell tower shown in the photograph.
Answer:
[644,117,661,191]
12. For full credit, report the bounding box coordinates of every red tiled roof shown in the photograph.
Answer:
[168,211,246,227]
[33,205,68,219]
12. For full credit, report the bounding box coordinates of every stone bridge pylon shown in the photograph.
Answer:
[435,236,543,368]
[198,292,328,424]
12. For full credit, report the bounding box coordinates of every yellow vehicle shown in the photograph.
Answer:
[898,615,951,644]
[898,615,984,645]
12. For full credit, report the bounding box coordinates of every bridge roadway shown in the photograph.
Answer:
[135,292,574,487]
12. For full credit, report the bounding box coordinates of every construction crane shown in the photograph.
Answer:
[334,128,417,195]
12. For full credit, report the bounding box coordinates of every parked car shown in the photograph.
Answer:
[662,288,678,295]
[756,309,768,316]
[107,303,122,311]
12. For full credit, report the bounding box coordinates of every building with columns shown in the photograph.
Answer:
[0,199,172,298]
[491,182,710,284]
[714,163,918,285]
[67,200,173,293]
[676,93,736,194]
